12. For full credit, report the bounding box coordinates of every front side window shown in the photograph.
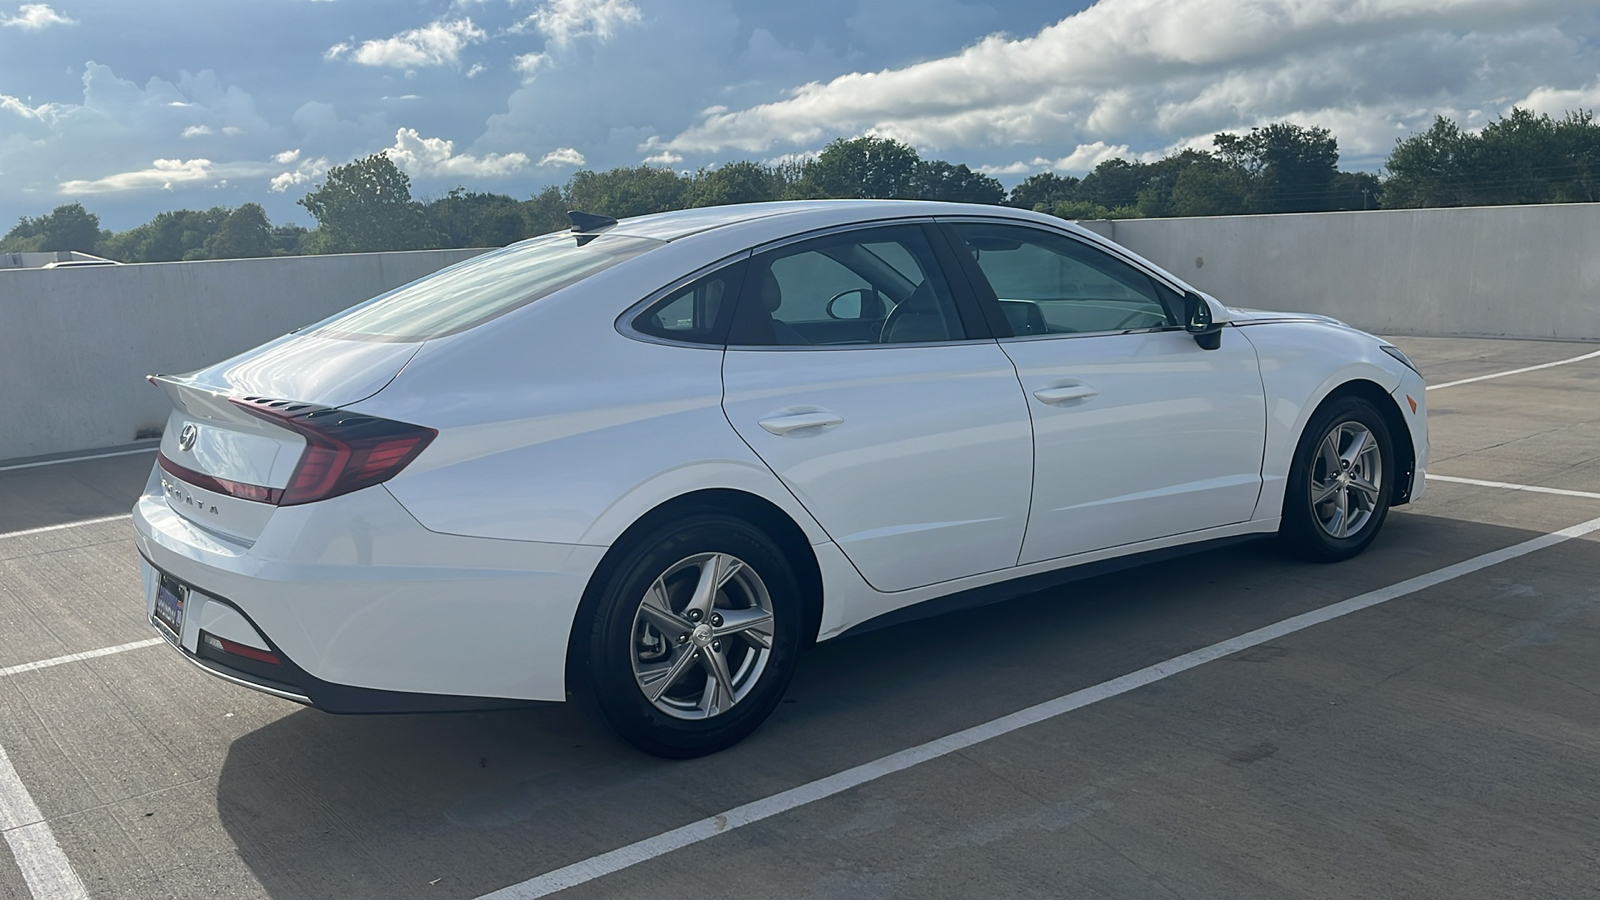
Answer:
[730,225,968,346]
[948,222,1178,336]
[309,231,663,341]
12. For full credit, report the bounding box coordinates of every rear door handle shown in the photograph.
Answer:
[757,411,845,435]
[1032,383,1099,405]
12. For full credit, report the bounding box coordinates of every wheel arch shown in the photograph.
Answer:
[1310,379,1417,506]
[564,488,825,697]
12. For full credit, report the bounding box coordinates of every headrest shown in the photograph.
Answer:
[760,269,782,312]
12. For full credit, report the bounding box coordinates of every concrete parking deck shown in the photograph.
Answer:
[1,336,1597,900]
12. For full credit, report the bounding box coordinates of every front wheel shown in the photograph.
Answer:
[1280,396,1395,562]
[576,514,802,758]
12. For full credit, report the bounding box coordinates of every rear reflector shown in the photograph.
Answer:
[203,632,281,665]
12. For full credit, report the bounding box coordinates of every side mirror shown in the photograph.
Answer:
[1184,291,1223,351]
[825,288,883,321]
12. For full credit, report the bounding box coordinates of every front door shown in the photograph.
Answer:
[943,220,1267,564]
[720,223,1034,593]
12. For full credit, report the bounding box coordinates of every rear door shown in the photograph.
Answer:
[720,222,1034,593]
[942,220,1266,565]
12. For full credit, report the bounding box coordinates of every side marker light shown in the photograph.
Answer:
[1406,395,1418,414]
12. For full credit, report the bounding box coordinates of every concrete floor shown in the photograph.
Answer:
[1,336,1597,900]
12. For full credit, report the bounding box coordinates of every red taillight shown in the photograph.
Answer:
[231,398,436,506]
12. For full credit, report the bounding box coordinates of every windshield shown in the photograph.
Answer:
[308,231,663,341]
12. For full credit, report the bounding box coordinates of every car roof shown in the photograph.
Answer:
[604,199,1052,242]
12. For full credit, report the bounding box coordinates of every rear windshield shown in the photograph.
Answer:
[308,231,663,341]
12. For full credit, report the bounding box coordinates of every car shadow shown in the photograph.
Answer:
[212,510,1555,899]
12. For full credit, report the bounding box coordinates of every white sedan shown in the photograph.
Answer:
[133,200,1428,757]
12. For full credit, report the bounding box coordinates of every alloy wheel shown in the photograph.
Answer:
[1309,421,1384,539]
[629,552,775,720]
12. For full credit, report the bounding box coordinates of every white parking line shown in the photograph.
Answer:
[0,639,164,680]
[0,446,157,474]
[0,745,89,900]
[0,515,131,542]
[478,510,1600,899]
[1426,347,1600,391]
[1427,474,1600,501]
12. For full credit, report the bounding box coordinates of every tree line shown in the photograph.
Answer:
[5,107,1598,262]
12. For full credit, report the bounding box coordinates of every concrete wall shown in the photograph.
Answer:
[0,249,483,463]
[1079,203,1600,342]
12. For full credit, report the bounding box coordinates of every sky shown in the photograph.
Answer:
[2,0,1598,230]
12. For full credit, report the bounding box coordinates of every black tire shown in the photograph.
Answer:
[574,513,802,758]
[1279,395,1396,562]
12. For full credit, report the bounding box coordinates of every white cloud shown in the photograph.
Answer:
[512,52,548,82]
[518,0,641,47]
[181,125,212,138]
[663,0,1600,163]
[61,158,217,194]
[976,161,1034,176]
[1,92,51,121]
[465,63,486,78]
[327,18,485,69]
[0,3,76,29]
[538,147,586,167]
[642,150,682,164]
[1518,80,1600,117]
[1044,141,1130,173]
[270,154,329,193]
[383,127,529,177]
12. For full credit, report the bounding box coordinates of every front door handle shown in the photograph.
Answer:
[757,411,845,435]
[1033,383,1099,405]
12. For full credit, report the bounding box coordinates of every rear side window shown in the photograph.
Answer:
[308,231,663,341]
[632,260,749,345]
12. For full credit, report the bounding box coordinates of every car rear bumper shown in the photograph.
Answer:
[132,466,607,706]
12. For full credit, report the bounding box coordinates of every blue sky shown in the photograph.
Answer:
[2,0,1597,230]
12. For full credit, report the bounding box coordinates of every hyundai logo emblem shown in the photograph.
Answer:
[178,423,198,451]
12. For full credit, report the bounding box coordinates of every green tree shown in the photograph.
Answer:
[271,224,309,256]
[1007,172,1081,211]
[790,135,922,199]
[565,165,687,218]
[909,159,1005,204]
[684,161,781,207]
[1385,108,1600,208]
[1215,122,1341,212]
[1076,159,1149,210]
[521,186,573,236]
[424,189,529,248]
[0,203,103,253]
[201,203,273,259]
[1166,158,1254,217]
[299,153,438,253]
[99,208,228,262]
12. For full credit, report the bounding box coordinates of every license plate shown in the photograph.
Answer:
[154,576,186,638]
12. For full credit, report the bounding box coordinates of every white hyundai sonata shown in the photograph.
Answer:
[133,200,1428,756]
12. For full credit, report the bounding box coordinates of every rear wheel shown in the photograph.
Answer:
[577,514,802,758]
[1280,396,1395,562]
